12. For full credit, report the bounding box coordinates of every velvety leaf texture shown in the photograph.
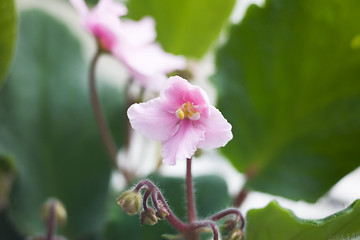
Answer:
[245,200,360,240]
[0,10,125,238]
[126,0,236,58]
[0,0,17,87]
[213,0,360,202]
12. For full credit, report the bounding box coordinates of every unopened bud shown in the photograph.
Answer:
[41,198,67,226]
[141,207,158,225]
[227,228,244,240]
[156,201,169,219]
[223,219,236,231]
[117,190,142,215]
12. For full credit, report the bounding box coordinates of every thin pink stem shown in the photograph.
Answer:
[186,157,196,223]
[45,201,56,240]
[89,47,132,183]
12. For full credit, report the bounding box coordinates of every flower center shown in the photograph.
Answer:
[175,102,200,120]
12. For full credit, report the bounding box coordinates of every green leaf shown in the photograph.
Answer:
[245,200,360,240]
[0,154,16,210]
[213,0,360,202]
[0,9,125,238]
[105,175,231,240]
[126,0,236,58]
[0,211,22,240]
[0,0,17,87]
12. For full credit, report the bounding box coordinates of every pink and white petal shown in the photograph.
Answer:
[134,73,168,92]
[141,44,186,74]
[70,0,89,16]
[121,44,185,90]
[96,0,128,16]
[87,21,118,50]
[119,17,157,47]
[197,106,233,149]
[127,98,179,142]
[161,76,209,112]
[162,120,206,165]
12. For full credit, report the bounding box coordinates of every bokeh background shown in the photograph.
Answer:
[1,0,360,239]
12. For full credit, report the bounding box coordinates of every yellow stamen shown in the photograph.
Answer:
[176,109,185,120]
[175,102,200,120]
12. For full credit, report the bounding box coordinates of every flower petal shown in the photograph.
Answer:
[127,98,179,142]
[118,44,186,91]
[197,106,233,149]
[70,0,89,16]
[162,120,206,165]
[95,0,128,17]
[119,17,157,47]
[161,76,210,116]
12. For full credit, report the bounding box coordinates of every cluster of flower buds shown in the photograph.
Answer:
[117,180,245,240]
[221,216,245,240]
[117,180,171,227]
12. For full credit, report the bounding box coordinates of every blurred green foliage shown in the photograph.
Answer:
[126,0,236,58]
[0,10,125,238]
[214,0,360,202]
[246,200,360,240]
[0,0,16,88]
[0,0,360,239]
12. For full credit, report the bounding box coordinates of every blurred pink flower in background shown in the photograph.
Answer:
[128,76,233,165]
[113,18,186,91]
[70,0,127,51]
[70,0,186,92]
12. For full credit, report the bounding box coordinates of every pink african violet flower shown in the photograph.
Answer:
[71,0,186,92]
[70,0,127,51]
[127,76,233,165]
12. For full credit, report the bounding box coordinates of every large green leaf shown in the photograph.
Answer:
[105,175,231,240]
[0,9,125,238]
[245,200,360,240]
[213,0,360,202]
[126,0,236,58]
[0,211,22,240]
[0,0,17,87]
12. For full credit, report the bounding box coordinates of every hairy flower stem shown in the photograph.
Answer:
[135,180,222,240]
[89,47,132,183]
[191,221,219,240]
[45,201,56,240]
[135,180,188,232]
[186,157,199,240]
[186,158,196,223]
[208,208,245,229]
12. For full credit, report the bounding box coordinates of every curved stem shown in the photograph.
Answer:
[135,180,189,232]
[186,157,196,223]
[191,221,219,240]
[208,208,245,229]
[89,47,132,182]
[142,189,151,210]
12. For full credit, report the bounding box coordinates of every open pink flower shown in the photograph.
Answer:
[70,0,127,51]
[127,76,233,165]
[71,0,186,92]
